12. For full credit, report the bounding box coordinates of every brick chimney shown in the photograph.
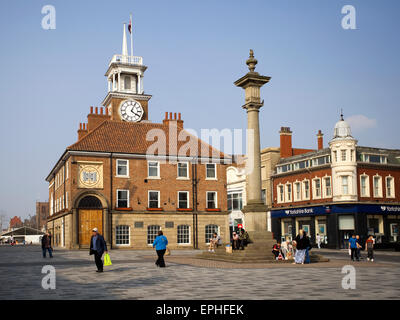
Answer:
[87,106,111,132]
[77,123,88,140]
[163,112,183,128]
[279,127,293,158]
[317,130,324,150]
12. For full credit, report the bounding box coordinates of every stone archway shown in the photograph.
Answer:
[72,192,109,248]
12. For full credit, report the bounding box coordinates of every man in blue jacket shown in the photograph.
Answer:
[89,227,108,272]
[153,230,168,268]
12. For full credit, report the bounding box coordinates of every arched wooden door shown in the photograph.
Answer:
[78,196,103,246]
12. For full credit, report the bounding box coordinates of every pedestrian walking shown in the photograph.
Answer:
[356,235,363,260]
[293,229,310,264]
[304,232,312,264]
[89,227,108,272]
[41,232,53,258]
[348,234,359,261]
[316,233,321,249]
[365,235,375,262]
[153,230,168,268]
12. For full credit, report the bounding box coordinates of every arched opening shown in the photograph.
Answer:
[78,196,103,246]
[78,196,102,209]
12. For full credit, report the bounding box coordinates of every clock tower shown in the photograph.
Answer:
[101,23,151,122]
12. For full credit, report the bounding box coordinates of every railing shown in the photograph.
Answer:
[109,54,143,66]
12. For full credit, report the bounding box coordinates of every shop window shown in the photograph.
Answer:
[367,218,380,235]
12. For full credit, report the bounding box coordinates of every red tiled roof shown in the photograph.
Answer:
[67,120,227,159]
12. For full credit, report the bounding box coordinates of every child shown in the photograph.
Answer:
[365,235,374,262]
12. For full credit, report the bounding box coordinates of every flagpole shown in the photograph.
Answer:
[130,13,133,57]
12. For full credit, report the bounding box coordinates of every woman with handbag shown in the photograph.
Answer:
[153,230,168,268]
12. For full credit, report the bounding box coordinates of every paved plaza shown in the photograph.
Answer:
[0,246,400,300]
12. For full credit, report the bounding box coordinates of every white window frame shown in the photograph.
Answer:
[285,183,292,202]
[177,191,190,209]
[313,178,322,199]
[116,159,129,178]
[341,176,349,195]
[277,184,285,203]
[302,180,310,200]
[147,225,161,246]
[206,191,218,209]
[322,176,332,198]
[341,150,347,162]
[294,182,301,202]
[205,224,220,244]
[148,190,160,208]
[385,176,395,199]
[66,162,69,180]
[115,225,130,246]
[373,175,383,198]
[177,162,189,179]
[177,225,191,245]
[360,174,370,197]
[66,192,69,209]
[147,161,160,179]
[116,189,129,208]
[205,163,217,180]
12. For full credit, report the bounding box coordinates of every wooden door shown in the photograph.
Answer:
[79,209,103,245]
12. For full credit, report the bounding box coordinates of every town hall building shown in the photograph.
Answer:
[45,24,231,250]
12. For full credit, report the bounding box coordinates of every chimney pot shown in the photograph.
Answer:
[178,113,181,120]
[317,130,324,150]
[95,107,98,114]
[174,112,177,120]
[90,106,93,114]
[169,112,172,120]
[165,112,168,120]
[100,108,103,115]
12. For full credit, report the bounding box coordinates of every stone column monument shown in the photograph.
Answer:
[234,50,272,240]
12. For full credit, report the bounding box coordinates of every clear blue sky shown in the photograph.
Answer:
[0,0,399,221]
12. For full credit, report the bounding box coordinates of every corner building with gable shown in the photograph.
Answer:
[271,116,400,249]
[45,26,230,249]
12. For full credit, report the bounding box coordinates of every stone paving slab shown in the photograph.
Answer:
[0,246,400,300]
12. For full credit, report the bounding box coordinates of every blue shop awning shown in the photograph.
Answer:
[271,204,400,218]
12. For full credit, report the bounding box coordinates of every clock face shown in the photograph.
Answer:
[119,100,144,122]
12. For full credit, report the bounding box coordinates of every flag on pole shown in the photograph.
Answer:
[128,16,132,34]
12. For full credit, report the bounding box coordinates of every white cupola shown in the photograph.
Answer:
[329,113,358,202]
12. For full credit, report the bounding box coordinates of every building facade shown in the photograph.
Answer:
[45,25,230,250]
[271,117,400,249]
[36,201,49,231]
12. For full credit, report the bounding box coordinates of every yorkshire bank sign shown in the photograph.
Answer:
[284,208,314,215]
[381,206,400,212]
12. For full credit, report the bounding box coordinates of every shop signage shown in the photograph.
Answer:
[271,204,400,218]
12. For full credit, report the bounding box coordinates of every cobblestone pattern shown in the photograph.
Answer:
[0,246,399,300]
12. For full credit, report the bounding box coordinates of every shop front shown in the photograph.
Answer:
[271,204,400,249]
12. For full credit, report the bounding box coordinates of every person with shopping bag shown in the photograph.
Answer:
[89,227,108,273]
[153,230,168,268]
